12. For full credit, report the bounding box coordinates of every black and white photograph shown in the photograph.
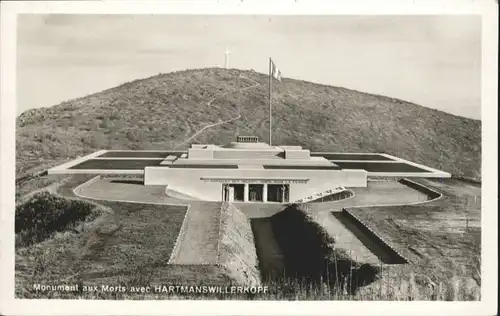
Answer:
[1,1,497,315]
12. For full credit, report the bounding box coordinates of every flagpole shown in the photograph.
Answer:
[269,57,272,146]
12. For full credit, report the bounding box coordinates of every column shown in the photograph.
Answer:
[263,184,268,203]
[244,184,249,202]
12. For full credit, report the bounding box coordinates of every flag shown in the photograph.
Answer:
[270,59,282,82]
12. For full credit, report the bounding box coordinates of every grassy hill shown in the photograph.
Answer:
[16,67,481,181]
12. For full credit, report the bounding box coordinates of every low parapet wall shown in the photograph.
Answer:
[399,178,442,201]
[47,150,107,174]
[303,188,354,203]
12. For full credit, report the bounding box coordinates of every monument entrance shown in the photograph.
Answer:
[221,182,290,203]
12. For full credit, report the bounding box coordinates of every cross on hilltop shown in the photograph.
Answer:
[224,48,230,69]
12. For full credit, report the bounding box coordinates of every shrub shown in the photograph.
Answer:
[100,117,111,129]
[109,112,121,120]
[15,191,98,247]
[126,130,139,142]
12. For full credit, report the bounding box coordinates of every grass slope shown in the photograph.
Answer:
[16,176,189,298]
[218,203,261,286]
[17,68,480,186]
[15,177,259,299]
[345,178,480,300]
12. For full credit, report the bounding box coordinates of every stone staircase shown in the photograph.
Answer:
[294,187,348,203]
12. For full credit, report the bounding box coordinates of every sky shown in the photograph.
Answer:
[17,14,481,119]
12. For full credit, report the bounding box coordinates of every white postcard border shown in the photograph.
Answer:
[1,1,497,315]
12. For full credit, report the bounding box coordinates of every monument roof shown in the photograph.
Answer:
[222,142,281,150]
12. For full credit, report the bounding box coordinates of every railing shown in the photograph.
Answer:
[294,187,349,203]
[236,135,259,143]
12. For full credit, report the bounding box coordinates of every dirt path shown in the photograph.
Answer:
[174,74,260,149]
[174,113,243,149]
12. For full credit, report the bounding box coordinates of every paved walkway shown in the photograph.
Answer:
[75,178,186,205]
[308,180,430,213]
[305,180,430,265]
[309,211,381,265]
[170,202,222,264]
[233,203,286,219]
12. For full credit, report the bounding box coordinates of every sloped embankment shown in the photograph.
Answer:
[15,191,103,247]
[270,204,381,294]
[217,202,261,286]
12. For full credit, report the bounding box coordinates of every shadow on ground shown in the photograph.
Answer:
[110,179,144,185]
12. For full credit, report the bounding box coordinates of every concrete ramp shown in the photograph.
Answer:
[309,210,381,265]
[169,203,221,264]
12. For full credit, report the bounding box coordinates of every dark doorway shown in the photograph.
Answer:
[222,184,245,202]
[232,184,245,201]
[249,184,264,202]
[267,184,290,203]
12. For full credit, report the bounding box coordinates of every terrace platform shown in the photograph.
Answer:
[49,149,450,178]
[47,138,450,203]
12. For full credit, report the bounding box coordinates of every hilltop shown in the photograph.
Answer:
[16,67,481,182]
